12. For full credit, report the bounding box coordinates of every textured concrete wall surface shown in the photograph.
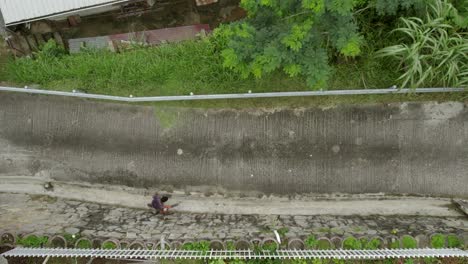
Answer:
[0,93,467,196]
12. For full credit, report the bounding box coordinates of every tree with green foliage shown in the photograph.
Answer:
[214,0,365,89]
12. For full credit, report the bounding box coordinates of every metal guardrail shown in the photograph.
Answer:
[2,248,467,260]
[0,86,465,102]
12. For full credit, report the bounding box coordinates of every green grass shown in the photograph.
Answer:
[16,235,48,248]
[447,234,463,248]
[146,91,468,109]
[2,38,401,97]
[402,235,417,249]
[430,234,446,248]
[1,38,466,110]
[343,237,362,250]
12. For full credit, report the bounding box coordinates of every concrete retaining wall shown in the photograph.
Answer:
[0,93,467,196]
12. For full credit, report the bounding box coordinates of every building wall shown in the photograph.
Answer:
[0,93,467,197]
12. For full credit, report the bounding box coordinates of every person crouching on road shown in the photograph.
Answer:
[147,194,172,215]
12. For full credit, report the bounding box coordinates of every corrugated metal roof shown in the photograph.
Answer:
[0,0,132,26]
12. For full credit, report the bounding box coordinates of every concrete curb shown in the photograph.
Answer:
[0,177,463,216]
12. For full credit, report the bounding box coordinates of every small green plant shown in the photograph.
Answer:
[305,235,318,249]
[102,241,117,249]
[363,238,382,249]
[430,234,446,248]
[402,236,418,249]
[447,234,463,248]
[35,39,67,59]
[343,237,362,250]
[17,235,48,248]
[182,241,210,253]
[404,259,415,264]
[261,241,278,252]
[76,239,92,249]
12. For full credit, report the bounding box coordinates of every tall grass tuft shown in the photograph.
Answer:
[376,0,468,88]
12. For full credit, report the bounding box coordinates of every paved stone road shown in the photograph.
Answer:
[0,193,466,242]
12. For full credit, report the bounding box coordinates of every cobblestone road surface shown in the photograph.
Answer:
[0,193,466,242]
